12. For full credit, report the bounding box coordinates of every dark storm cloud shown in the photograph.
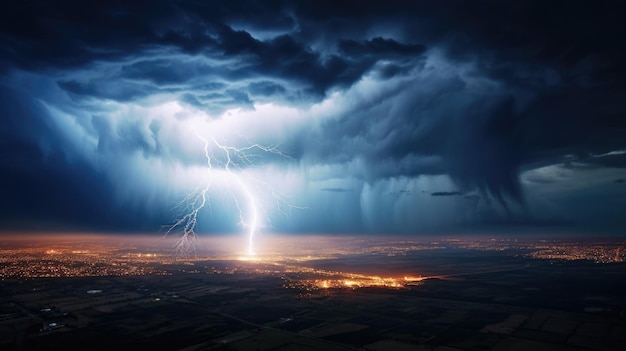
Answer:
[181,89,254,115]
[320,188,353,193]
[586,153,626,169]
[120,59,213,85]
[431,191,463,197]
[58,79,157,102]
[0,1,410,99]
[1,0,626,232]
[446,98,524,209]
[304,73,529,210]
[0,1,180,72]
[385,190,411,198]
[293,0,626,211]
[339,37,426,57]
[0,85,162,230]
[247,81,287,97]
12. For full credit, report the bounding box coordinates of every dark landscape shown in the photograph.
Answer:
[1,235,625,350]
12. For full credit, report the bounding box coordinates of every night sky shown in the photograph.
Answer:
[1,1,625,235]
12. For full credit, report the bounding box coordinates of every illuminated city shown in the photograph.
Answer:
[1,234,624,281]
[1,234,626,350]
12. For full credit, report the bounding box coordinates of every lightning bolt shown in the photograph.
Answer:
[164,127,297,256]
[212,137,259,255]
[163,132,212,256]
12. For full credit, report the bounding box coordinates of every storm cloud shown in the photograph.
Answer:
[1,1,626,234]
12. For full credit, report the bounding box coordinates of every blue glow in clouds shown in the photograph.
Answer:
[164,116,296,256]
[4,2,626,238]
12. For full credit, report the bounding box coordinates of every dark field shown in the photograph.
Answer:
[1,236,626,350]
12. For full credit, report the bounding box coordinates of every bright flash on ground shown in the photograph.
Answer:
[305,274,424,290]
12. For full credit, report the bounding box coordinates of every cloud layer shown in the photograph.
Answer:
[1,1,626,234]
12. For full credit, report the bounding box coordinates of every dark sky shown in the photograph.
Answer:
[1,0,626,235]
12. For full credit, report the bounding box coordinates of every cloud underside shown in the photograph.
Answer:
[1,1,626,233]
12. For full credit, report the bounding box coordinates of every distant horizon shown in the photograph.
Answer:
[1,229,625,239]
[2,231,624,280]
